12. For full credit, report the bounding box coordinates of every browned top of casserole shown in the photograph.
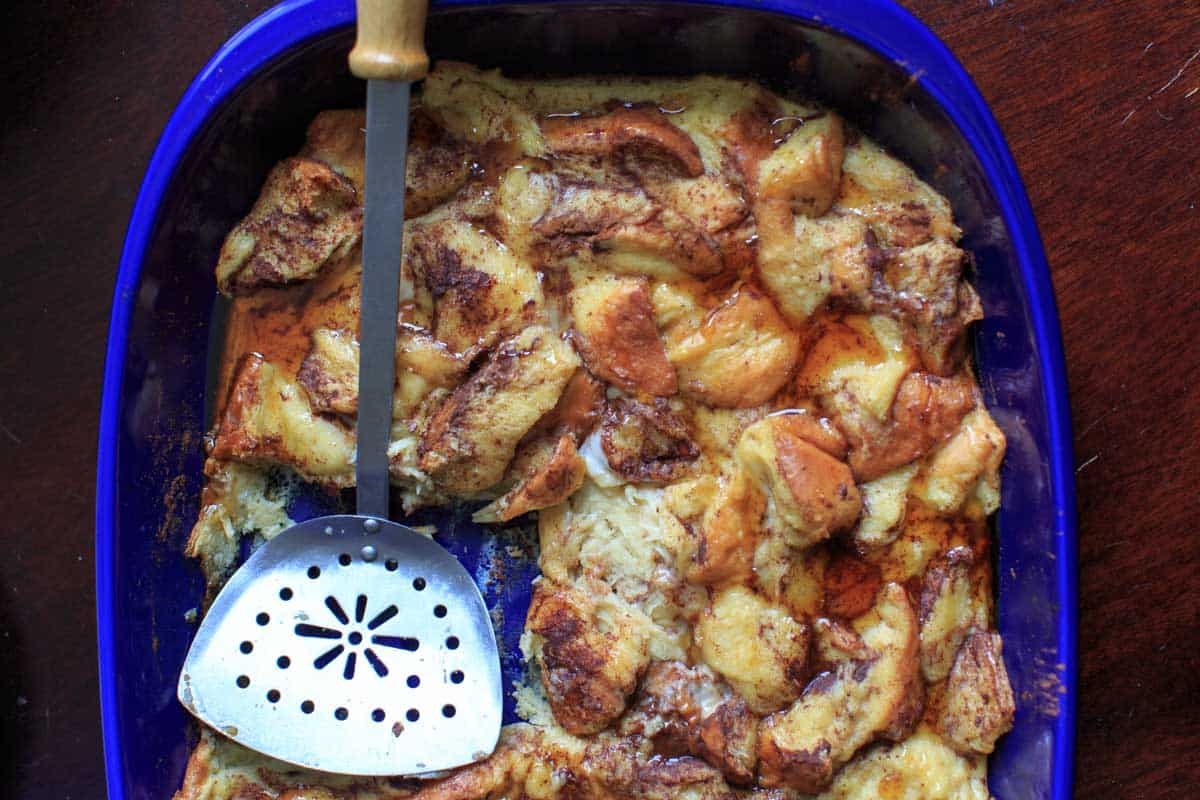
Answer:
[178,62,1012,800]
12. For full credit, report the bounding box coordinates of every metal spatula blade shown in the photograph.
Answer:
[177,0,503,775]
[178,515,502,775]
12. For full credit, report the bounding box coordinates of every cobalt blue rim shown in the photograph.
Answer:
[97,1,1076,798]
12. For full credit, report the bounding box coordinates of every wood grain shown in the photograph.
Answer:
[349,0,430,81]
[0,1,1195,798]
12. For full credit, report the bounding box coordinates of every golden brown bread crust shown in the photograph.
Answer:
[538,368,606,442]
[404,109,473,218]
[936,630,1016,755]
[571,277,678,396]
[734,415,861,551]
[533,180,726,279]
[407,218,545,355]
[527,579,649,735]
[418,325,579,494]
[618,660,760,784]
[917,545,989,684]
[821,551,883,621]
[770,411,848,460]
[215,157,361,296]
[881,243,983,376]
[473,434,586,523]
[583,740,736,800]
[542,107,705,178]
[667,285,801,408]
[845,371,978,482]
[597,207,726,278]
[757,584,921,793]
[599,397,699,484]
[758,113,845,219]
[210,353,355,488]
[686,470,764,586]
[185,64,1012,800]
[772,426,862,543]
[297,107,473,221]
[297,327,359,415]
[697,586,810,716]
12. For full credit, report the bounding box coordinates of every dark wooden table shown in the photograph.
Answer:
[1,1,1196,798]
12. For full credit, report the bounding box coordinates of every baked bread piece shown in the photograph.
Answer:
[179,63,1011,799]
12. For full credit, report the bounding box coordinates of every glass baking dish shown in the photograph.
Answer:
[96,2,1077,797]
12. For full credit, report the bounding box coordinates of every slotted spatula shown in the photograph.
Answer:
[177,0,502,775]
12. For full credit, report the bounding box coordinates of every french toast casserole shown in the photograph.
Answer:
[176,62,1014,800]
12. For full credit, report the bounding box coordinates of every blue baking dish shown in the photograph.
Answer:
[97,1,1077,798]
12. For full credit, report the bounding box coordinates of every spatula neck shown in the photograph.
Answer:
[356,80,413,519]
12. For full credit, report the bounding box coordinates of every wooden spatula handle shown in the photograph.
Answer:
[349,0,429,82]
